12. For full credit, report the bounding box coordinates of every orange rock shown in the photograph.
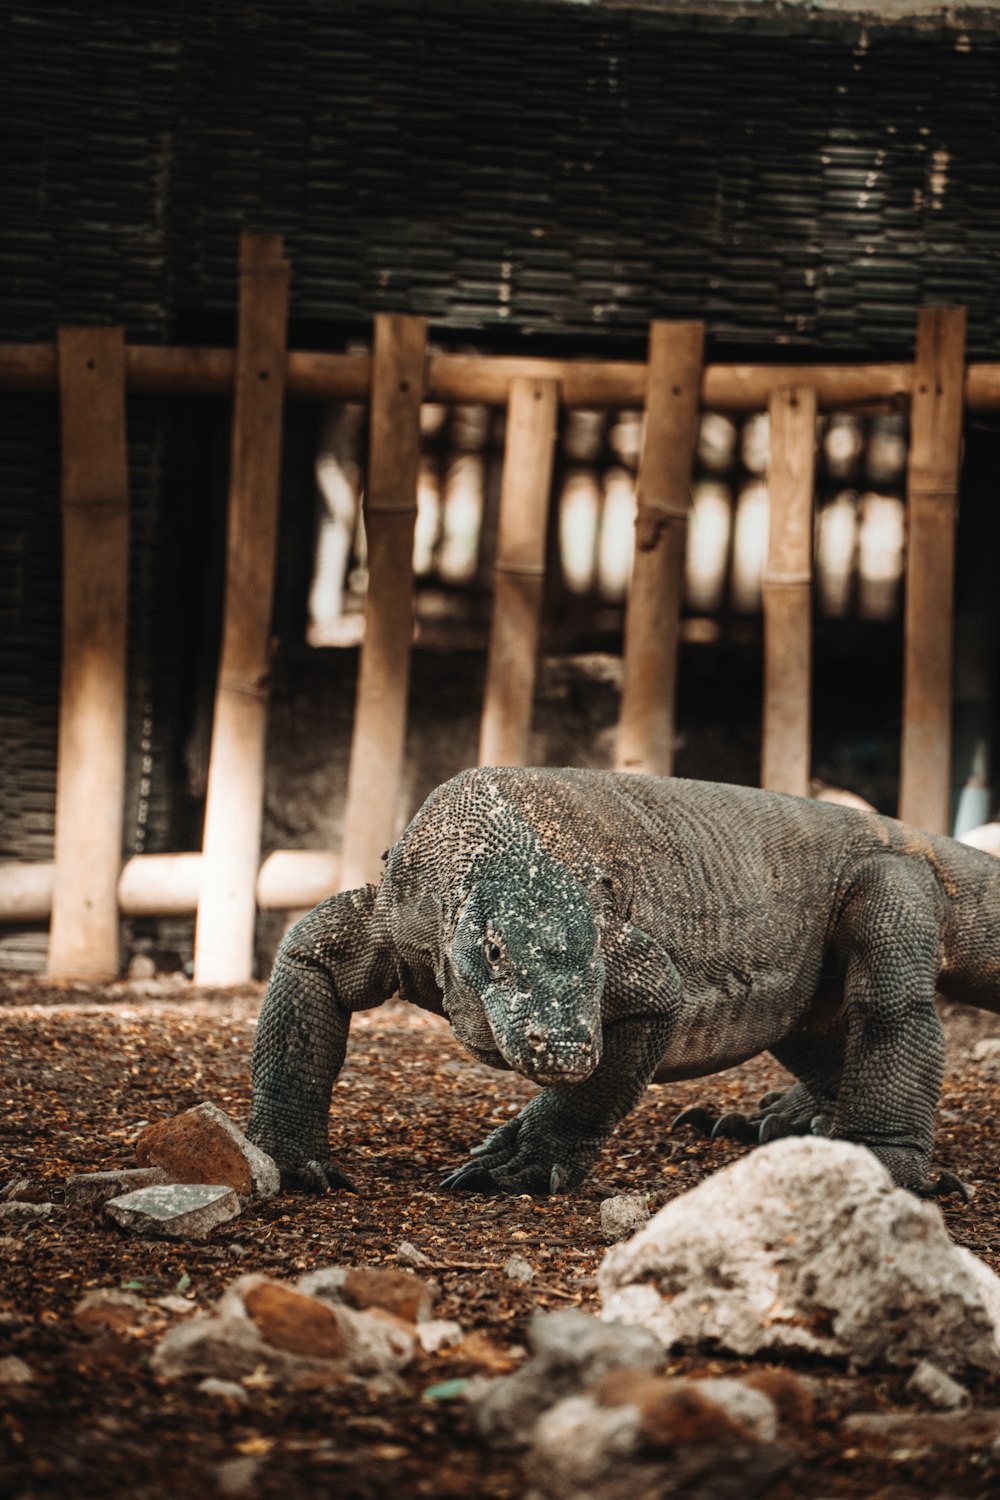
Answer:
[136,1107,253,1197]
[742,1368,815,1428]
[242,1282,348,1361]
[341,1267,433,1325]
[590,1369,753,1448]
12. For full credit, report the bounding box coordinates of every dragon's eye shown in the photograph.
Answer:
[484,938,503,968]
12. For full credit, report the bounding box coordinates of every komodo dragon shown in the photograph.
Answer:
[247,766,1000,1199]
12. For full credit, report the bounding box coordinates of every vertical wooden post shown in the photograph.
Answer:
[47,327,129,979]
[899,307,967,834]
[761,387,817,798]
[338,314,427,892]
[478,377,558,766]
[616,321,705,775]
[194,233,289,983]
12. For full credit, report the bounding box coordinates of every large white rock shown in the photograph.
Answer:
[598,1136,1000,1376]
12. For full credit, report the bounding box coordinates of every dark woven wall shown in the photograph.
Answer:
[3,0,1000,967]
[6,0,1000,351]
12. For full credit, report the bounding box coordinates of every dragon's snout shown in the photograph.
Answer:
[520,1015,602,1085]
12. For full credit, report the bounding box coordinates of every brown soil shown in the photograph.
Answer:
[2,977,1000,1498]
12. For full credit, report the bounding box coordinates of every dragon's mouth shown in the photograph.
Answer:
[525,1058,599,1087]
[505,1028,602,1087]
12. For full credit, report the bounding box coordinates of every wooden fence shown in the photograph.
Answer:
[0,232,979,981]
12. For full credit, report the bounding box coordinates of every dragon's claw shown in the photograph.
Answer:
[440,1162,502,1194]
[921,1170,972,1203]
[279,1158,357,1194]
[670,1105,718,1136]
[710,1111,761,1145]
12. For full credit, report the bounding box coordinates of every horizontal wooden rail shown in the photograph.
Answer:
[4,339,1000,410]
[0,851,341,923]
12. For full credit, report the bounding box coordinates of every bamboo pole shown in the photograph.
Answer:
[22,340,1000,410]
[899,307,967,834]
[193,233,290,983]
[761,387,817,798]
[616,322,705,775]
[338,314,428,892]
[0,850,341,923]
[47,328,130,979]
[478,378,558,766]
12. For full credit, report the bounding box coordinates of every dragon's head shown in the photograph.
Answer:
[444,851,605,1086]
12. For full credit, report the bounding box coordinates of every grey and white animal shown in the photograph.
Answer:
[248,766,1000,1199]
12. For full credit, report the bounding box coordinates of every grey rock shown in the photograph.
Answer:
[104,1183,240,1241]
[529,1308,665,1371]
[396,1239,434,1268]
[416,1319,464,1354]
[0,1201,54,1226]
[73,1288,151,1331]
[0,1355,34,1386]
[197,1377,250,1403]
[503,1253,534,1284]
[294,1266,348,1301]
[0,1177,31,1202]
[468,1309,664,1450]
[153,1272,415,1385]
[599,1193,650,1243]
[214,1455,261,1497]
[530,1394,642,1494]
[973,1038,1000,1079]
[599,1137,1000,1376]
[842,1408,1000,1450]
[66,1167,170,1212]
[696,1379,778,1441]
[906,1359,971,1411]
[528,1381,789,1500]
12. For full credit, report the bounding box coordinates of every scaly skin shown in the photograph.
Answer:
[247,767,1000,1197]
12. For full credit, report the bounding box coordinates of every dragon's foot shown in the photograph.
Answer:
[672,1084,833,1149]
[862,1142,971,1203]
[276,1158,357,1194]
[441,1100,599,1196]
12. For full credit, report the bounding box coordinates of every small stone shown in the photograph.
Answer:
[197,1377,249,1403]
[341,1267,434,1324]
[128,953,157,980]
[842,1408,1000,1450]
[906,1358,971,1411]
[0,1177,32,1202]
[66,1167,170,1212]
[73,1289,151,1335]
[503,1254,534,1284]
[742,1369,816,1428]
[589,1367,774,1444]
[599,1192,650,1243]
[136,1102,279,1202]
[0,1201,53,1226]
[242,1282,349,1361]
[417,1319,464,1354]
[396,1239,433,1268]
[105,1183,240,1240]
[467,1309,664,1450]
[529,1309,664,1374]
[0,1355,34,1386]
[157,1294,199,1316]
[973,1039,1000,1079]
[214,1455,261,1497]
